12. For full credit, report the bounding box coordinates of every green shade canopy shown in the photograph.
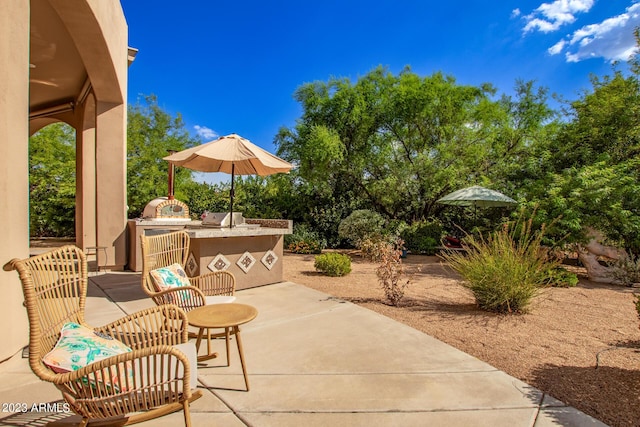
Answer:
[437,186,517,208]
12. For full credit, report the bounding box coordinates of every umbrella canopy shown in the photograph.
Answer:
[163,133,292,175]
[164,133,293,227]
[437,185,517,208]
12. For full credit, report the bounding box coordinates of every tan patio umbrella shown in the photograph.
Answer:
[164,133,293,227]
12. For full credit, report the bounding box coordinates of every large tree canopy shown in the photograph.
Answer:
[276,67,555,234]
[519,69,640,254]
[275,61,640,259]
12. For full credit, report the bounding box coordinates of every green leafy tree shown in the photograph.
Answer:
[29,123,76,237]
[127,95,200,218]
[277,67,493,224]
[181,180,230,219]
[379,69,493,221]
[234,175,291,219]
[519,68,640,254]
[276,67,555,242]
[489,80,558,184]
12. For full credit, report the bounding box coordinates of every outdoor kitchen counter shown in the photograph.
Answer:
[127,219,292,290]
[185,220,292,290]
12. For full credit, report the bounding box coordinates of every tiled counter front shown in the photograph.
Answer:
[186,221,292,290]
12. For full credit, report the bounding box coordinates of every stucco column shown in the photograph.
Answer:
[95,101,127,270]
[0,0,30,361]
[76,95,97,251]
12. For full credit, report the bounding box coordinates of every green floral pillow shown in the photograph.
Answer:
[149,263,192,303]
[42,322,133,390]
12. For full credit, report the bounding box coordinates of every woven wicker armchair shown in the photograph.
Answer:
[4,246,202,426]
[140,230,236,312]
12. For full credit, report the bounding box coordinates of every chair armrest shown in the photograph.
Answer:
[95,304,190,348]
[145,286,207,313]
[191,271,235,296]
[50,346,194,418]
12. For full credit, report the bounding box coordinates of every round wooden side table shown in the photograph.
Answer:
[187,303,258,391]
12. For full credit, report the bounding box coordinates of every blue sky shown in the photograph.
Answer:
[121,0,640,158]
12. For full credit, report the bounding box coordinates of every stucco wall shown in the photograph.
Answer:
[0,0,31,361]
[0,0,131,361]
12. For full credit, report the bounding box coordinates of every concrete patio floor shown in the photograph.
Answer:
[0,272,606,426]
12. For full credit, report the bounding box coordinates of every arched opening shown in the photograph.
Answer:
[28,122,77,249]
[26,1,129,268]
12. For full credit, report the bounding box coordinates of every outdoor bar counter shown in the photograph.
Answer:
[128,218,292,290]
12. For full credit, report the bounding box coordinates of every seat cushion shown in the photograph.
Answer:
[42,322,133,390]
[205,295,236,304]
[149,263,192,303]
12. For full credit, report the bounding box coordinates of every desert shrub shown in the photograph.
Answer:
[441,216,554,313]
[314,252,352,277]
[376,238,410,306]
[543,266,579,287]
[338,210,385,247]
[611,255,640,287]
[401,219,443,255]
[285,224,326,254]
[358,235,397,262]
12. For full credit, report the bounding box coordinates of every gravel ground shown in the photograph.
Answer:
[283,252,640,427]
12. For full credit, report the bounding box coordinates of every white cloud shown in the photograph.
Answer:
[548,39,567,55]
[525,18,561,33]
[523,0,595,33]
[551,2,640,62]
[194,125,218,140]
[511,8,521,18]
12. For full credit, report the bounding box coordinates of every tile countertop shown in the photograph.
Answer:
[185,220,292,238]
[132,219,292,238]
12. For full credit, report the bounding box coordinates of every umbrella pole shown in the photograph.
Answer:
[229,164,235,228]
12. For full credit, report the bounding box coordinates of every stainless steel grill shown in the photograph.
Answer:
[202,212,259,228]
